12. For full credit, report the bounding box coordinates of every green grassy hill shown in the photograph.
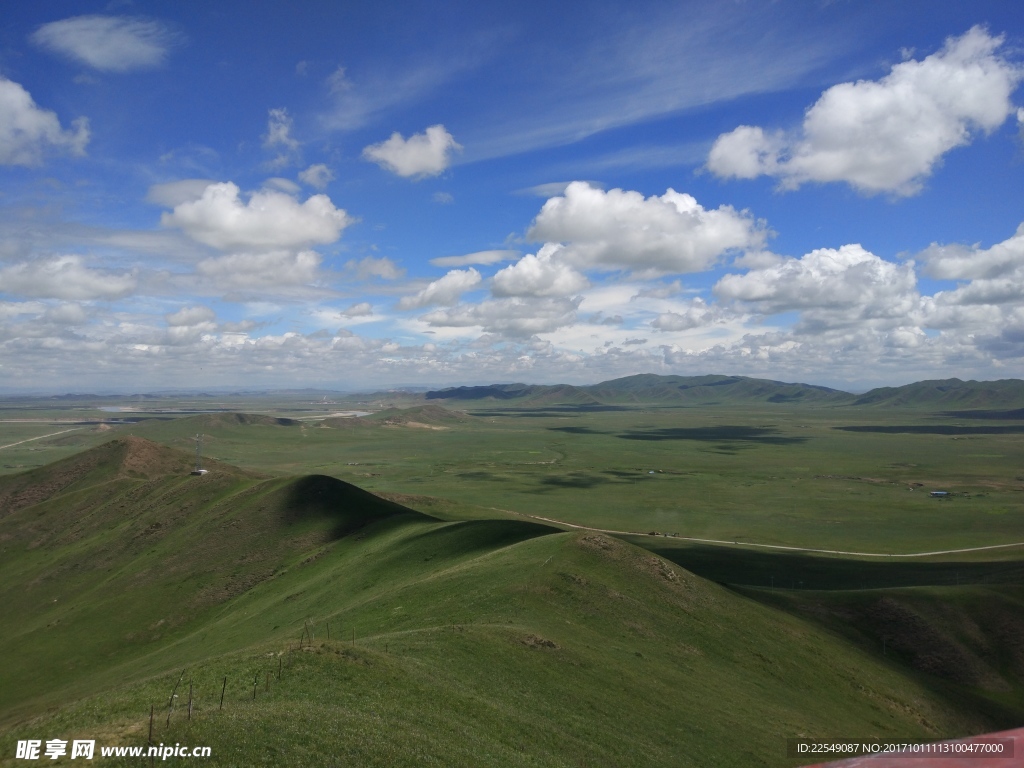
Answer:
[175,413,304,428]
[368,404,476,426]
[0,438,1017,765]
[425,375,850,407]
[853,379,1024,409]
[584,374,851,405]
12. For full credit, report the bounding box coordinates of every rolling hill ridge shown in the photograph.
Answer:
[0,438,1019,765]
[424,374,1024,410]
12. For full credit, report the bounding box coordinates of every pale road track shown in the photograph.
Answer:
[0,427,81,451]
[511,511,1024,559]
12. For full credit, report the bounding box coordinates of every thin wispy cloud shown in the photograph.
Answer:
[31,15,181,72]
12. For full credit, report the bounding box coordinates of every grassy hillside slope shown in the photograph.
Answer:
[853,379,1024,409]
[0,439,1014,766]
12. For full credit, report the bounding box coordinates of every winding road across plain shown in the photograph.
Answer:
[0,427,81,451]
[512,511,1024,558]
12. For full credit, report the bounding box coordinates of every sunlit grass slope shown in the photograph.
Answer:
[0,439,1007,766]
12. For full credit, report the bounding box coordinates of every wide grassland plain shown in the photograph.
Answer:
[0,391,1022,766]
[5,395,1020,555]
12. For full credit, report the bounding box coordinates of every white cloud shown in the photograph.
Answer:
[197,250,321,289]
[298,163,335,189]
[340,302,373,317]
[0,77,90,166]
[423,296,580,337]
[145,179,216,207]
[0,256,135,300]
[492,244,589,297]
[527,182,763,274]
[166,306,215,326]
[651,298,728,331]
[346,256,404,280]
[707,27,1023,195]
[161,182,352,252]
[714,244,919,331]
[706,126,783,180]
[432,191,454,205]
[430,249,517,268]
[921,222,1024,280]
[31,15,178,72]
[398,268,481,310]
[264,108,300,169]
[362,124,462,178]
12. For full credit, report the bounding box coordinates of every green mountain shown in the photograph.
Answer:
[853,378,1024,409]
[427,374,1024,410]
[425,382,599,405]
[584,373,850,404]
[427,374,850,407]
[0,438,1013,766]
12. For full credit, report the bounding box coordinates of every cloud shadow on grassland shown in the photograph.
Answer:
[836,425,1024,435]
[617,426,807,445]
[534,471,649,492]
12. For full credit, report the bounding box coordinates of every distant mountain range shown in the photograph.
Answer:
[426,375,1024,409]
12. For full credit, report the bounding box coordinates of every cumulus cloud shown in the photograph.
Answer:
[0,256,136,300]
[362,124,461,178]
[918,224,1024,316]
[715,244,919,331]
[196,250,322,289]
[492,244,589,297]
[423,296,580,337]
[651,298,728,331]
[432,191,454,205]
[298,163,334,189]
[0,77,90,166]
[161,182,352,252]
[921,222,1024,280]
[527,182,763,274]
[398,268,481,310]
[163,306,217,344]
[430,250,517,268]
[346,256,404,280]
[707,126,784,180]
[31,15,179,72]
[707,27,1023,195]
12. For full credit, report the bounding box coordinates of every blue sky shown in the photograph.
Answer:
[2,1,1023,393]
